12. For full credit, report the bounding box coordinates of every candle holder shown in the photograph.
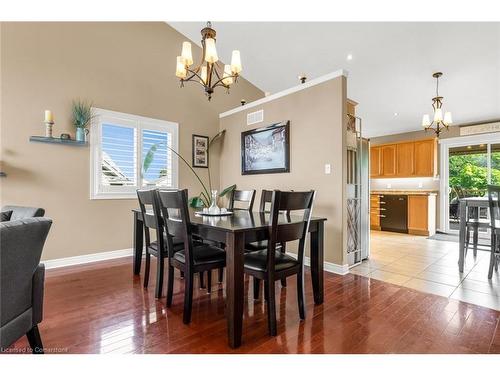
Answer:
[44,121,54,138]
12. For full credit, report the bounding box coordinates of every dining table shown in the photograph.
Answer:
[132,208,327,348]
[458,196,490,272]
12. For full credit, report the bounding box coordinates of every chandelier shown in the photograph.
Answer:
[421,72,453,136]
[175,22,242,101]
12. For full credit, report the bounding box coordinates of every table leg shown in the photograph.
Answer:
[225,231,245,348]
[458,200,467,273]
[133,211,143,275]
[310,220,324,305]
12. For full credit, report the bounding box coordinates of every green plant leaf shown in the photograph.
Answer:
[143,143,158,173]
[189,196,205,208]
[72,100,94,129]
[219,184,236,197]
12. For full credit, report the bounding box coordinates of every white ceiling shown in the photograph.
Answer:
[169,22,500,137]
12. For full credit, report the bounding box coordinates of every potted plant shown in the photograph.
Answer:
[143,130,235,208]
[72,100,94,142]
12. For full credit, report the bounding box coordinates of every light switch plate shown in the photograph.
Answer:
[324,164,331,174]
[418,182,423,188]
[386,183,392,188]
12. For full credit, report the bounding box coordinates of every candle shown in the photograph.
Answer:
[44,110,53,123]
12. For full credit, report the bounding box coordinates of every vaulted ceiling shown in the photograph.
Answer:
[170,22,500,137]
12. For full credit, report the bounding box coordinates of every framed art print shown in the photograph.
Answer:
[241,121,290,175]
[192,134,209,168]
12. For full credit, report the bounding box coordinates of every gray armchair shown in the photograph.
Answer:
[1,205,45,221]
[0,217,52,353]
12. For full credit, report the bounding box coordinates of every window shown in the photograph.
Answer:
[90,108,178,199]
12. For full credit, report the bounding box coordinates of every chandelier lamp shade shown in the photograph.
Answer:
[421,72,453,136]
[175,22,243,101]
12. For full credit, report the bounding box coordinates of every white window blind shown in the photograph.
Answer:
[90,108,178,199]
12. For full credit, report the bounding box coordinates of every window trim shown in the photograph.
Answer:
[90,108,179,200]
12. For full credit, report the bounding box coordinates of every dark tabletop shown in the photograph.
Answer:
[133,208,326,233]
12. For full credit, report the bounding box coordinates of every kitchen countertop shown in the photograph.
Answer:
[371,190,438,196]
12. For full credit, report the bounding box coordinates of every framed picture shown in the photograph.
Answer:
[192,134,209,168]
[241,121,290,175]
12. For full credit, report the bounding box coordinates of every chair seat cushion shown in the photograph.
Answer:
[245,240,282,252]
[173,244,226,266]
[244,250,299,273]
[150,236,185,255]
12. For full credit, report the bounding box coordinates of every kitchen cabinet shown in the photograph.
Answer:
[370,138,436,178]
[370,194,381,230]
[396,142,414,176]
[370,191,437,236]
[414,139,436,176]
[408,195,436,236]
[381,145,396,176]
[370,147,381,177]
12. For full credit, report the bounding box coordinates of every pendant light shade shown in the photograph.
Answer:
[175,22,242,101]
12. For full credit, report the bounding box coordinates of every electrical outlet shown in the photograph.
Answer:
[324,164,331,174]
[386,183,392,189]
[418,182,423,188]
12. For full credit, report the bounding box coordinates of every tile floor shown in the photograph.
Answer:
[350,231,500,311]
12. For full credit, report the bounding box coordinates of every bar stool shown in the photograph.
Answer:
[465,205,489,257]
[487,185,500,278]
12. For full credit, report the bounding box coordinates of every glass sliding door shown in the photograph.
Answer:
[448,144,488,231]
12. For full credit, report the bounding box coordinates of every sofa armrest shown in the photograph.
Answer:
[31,264,45,325]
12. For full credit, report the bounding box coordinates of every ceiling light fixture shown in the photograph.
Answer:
[347,54,353,61]
[421,72,453,137]
[175,22,242,101]
[394,112,399,117]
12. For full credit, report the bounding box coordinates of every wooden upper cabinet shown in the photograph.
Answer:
[370,147,381,177]
[370,138,436,178]
[414,139,436,177]
[381,145,396,176]
[396,142,415,177]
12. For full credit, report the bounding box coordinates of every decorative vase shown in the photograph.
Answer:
[208,190,220,214]
[76,128,86,142]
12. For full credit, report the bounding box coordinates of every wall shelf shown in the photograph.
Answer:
[29,136,87,147]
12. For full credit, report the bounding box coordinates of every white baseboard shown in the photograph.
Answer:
[43,248,134,270]
[286,252,349,275]
[43,247,349,276]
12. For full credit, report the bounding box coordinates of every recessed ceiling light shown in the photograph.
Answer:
[346,54,353,61]
[394,112,399,116]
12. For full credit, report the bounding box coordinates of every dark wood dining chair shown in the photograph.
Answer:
[211,189,256,283]
[246,190,274,252]
[244,190,315,336]
[246,189,287,289]
[157,189,226,324]
[228,189,256,211]
[487,185,500,278]
[137,189,168,299]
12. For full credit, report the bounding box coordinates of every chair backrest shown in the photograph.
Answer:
[1,205,45,221]
[137,189,163,248]
[259,190,274,213]
[0,218,52,329]
[266,190,315,271]
[157,189,194,264]
[229,189,256,211]
[488,185,500,229]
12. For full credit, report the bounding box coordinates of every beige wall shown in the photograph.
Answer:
[219,76,348,265]
[0,22,263,261]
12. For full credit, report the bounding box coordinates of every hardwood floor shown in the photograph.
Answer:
[6,256,500,354]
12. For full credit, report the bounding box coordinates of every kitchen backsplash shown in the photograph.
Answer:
[370,177,439,191]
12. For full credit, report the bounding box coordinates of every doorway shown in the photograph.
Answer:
[440,133,500,233]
